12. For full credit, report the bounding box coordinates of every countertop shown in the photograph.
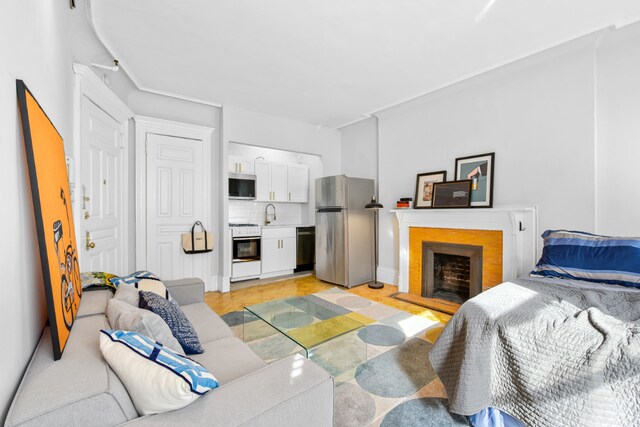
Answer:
[261,224,315,228]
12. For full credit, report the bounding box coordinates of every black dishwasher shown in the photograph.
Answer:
[295,226,315,272]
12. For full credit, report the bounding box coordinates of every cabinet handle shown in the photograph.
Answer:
[239,163,242,173]
[289,192,291,201]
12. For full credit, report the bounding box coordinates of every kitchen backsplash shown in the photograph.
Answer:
[229,200,302,225]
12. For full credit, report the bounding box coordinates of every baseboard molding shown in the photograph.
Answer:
[206,276,219,293]
[220,275,230,293]
[260,270,294,280]
[377,267,398,286]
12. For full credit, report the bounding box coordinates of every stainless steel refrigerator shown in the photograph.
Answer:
[315,175,374,288]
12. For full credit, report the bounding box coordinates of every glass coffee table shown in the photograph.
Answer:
[243,296,368,381]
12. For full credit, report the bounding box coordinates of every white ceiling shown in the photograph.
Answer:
[90,0,640,128]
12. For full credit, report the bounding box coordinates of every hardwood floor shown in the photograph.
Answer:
[205,274,452,324]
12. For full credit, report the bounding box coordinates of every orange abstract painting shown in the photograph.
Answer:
[17,80,82,360]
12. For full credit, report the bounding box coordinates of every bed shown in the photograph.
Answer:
[429,230,640,427]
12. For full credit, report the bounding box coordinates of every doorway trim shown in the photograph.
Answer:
[134,116,214,283]
[72,63,133,273]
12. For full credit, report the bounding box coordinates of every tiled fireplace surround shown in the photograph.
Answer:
[393,206,539,299]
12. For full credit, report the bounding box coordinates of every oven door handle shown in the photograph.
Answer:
[233,237,260,241]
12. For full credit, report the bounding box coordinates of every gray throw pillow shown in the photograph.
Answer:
[106,298,182,354]
[112,283,139,307]
[139,291,203,354]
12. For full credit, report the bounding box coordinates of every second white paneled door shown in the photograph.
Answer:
[136,117,213,289]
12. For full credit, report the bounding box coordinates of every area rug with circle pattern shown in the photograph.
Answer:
[222,287,467,426]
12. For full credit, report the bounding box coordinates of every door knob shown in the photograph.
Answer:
[85,232,96,250]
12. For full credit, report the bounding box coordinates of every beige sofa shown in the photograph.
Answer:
[5,278,334,426]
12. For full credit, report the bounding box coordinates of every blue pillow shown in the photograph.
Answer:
[531,230,640,288]
[139,291,204,354]
[110,270,161,287]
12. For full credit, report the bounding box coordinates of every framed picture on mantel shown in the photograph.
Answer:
[432,180,472,208]
[414,170,447,209]
[455,152,495,208]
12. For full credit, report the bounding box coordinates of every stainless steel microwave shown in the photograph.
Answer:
[229,173,256,200]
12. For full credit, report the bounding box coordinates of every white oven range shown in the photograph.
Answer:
[230,224,261,282]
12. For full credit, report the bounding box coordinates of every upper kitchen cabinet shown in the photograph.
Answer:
[255,159,288,202]
[287,164,309,202]
[229,155,254,174]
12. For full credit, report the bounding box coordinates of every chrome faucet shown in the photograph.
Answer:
[265,203,277,225]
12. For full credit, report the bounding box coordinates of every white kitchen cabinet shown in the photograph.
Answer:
[255,159,271,201]
[229,156,254,174]
[261,227,297,275]
[287,164,309,202]
[254,159,288,202]
[260,237,280,274]
[271,162,288,202]
[280,237,297,270]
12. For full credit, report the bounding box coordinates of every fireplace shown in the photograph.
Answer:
[422,241,483,304]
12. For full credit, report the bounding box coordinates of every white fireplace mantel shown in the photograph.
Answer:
[392,205,538,293]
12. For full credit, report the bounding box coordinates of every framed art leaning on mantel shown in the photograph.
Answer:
[413,170,447,209]
[455,152,495,208]
[432,180,472,208]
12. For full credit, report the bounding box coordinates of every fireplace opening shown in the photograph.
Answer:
[422,241,482,304]
[433,253,470,303]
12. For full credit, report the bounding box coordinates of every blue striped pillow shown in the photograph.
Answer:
[100,329,217,394]
[109,270,161,287]
[531,230,640,288]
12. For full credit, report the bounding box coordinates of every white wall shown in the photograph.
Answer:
[223,106,341,175]
[342,33,601,284]
[376,34,598,282]
[596,22,640,236]
[0,1,134,421]
[340,117,378,188]
[342,24,640,284]
[128,90,220,128]
[220,106,341,289]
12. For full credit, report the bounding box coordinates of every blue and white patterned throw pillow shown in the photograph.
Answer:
[100,329,217,415]
[109,270,161,287]
[139,291,204,354]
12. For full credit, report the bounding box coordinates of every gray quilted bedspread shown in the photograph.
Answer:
[429,276,640,427]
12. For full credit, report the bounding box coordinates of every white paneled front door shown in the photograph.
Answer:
[80,98,125,274]
[145,133,209,282]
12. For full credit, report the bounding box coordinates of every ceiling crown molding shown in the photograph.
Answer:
[86,0,223,109]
